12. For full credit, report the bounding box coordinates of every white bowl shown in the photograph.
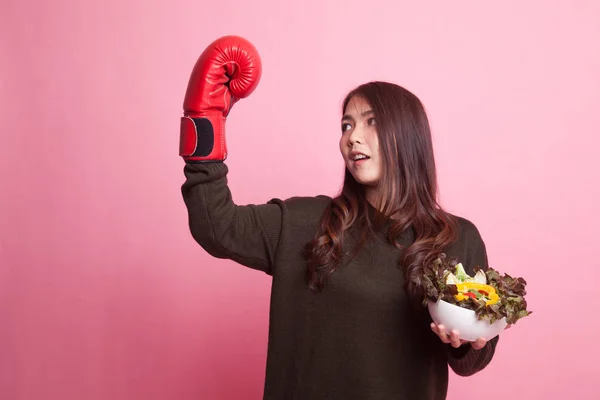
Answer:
[428,299,507,342]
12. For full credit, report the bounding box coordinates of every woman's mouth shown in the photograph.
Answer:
[350,152,370,165]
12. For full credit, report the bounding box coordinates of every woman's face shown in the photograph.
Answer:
[339,95,382,187]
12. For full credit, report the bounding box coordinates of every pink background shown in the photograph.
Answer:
[2,0,599,399]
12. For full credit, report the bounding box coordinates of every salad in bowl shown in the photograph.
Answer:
[419,253,532,341]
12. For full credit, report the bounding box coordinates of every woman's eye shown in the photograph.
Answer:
[367,117,376,125]
[341,123,351,132]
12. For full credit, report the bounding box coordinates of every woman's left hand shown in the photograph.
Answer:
[430,322,487,350]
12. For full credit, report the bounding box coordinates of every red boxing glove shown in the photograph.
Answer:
[179,35,262,163]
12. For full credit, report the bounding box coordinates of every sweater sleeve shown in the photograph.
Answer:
[446,335,499,376]
[446,218,500,376]
[180,162,283,275]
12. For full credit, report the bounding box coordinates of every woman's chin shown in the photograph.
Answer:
[354,175,380,187]
[347,167,380,188]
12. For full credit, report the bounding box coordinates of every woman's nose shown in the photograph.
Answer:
[348,128,363,145]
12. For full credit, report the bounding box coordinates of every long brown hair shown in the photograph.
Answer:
[305,81,458,305]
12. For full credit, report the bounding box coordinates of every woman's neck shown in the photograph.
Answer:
[365,187,401,220]
[365,187,380,210]
[365,187,391,216]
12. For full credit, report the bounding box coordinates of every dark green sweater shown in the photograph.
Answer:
[181,162,498,400]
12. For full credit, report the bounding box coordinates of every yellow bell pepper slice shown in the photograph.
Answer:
[454,282,499,306]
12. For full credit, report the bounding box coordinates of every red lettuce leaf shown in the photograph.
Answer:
[416,253,532,325]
